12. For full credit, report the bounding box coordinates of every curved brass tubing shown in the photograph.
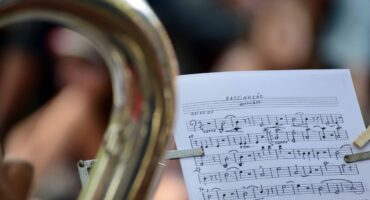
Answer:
[0,0,178,199]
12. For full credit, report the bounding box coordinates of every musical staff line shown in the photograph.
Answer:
[195,146,352,168]
[202,179,365,200]
[183,97,338,115]
[199,164,358,185]
[190,129,348,148]
[187,113,343,133]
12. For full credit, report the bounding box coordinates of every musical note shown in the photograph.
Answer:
[202,180,364,200]
[174,71,370,200]
[187,113,344,133]
[199,164,359,185]
[194,146,352,167]
[190,130,348,148]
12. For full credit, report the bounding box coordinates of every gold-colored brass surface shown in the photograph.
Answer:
[0,0,178,199]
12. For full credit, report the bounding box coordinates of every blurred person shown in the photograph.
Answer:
[2,27,112,199]
[0,47,43,135]
[0,22,54,141]
[0,23,56,198]
[214,0,315,71]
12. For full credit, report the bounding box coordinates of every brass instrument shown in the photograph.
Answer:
[0,0,178,199]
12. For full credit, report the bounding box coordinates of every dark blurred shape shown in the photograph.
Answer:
[0,22,55,140]
[148,0,245,74]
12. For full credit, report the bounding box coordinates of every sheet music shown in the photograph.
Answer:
[174,70,370,200]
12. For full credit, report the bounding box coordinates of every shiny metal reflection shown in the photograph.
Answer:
[0,0,178,199]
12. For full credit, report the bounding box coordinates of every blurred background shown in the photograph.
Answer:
[1,0,370,199]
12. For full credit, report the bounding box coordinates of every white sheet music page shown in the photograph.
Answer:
[174,70,370,200]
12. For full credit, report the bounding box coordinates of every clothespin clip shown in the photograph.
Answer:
[165,148,204,160]
[353,126,370,148]
[77,148,204,186]
[344,126,370,163]
[344,151,370,163]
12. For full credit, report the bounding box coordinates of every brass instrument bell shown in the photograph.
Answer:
[0,0,178,199]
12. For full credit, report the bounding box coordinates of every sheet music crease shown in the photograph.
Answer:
[174,70,370,200]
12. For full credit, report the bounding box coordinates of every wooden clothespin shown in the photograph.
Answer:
[353,126,370,148]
